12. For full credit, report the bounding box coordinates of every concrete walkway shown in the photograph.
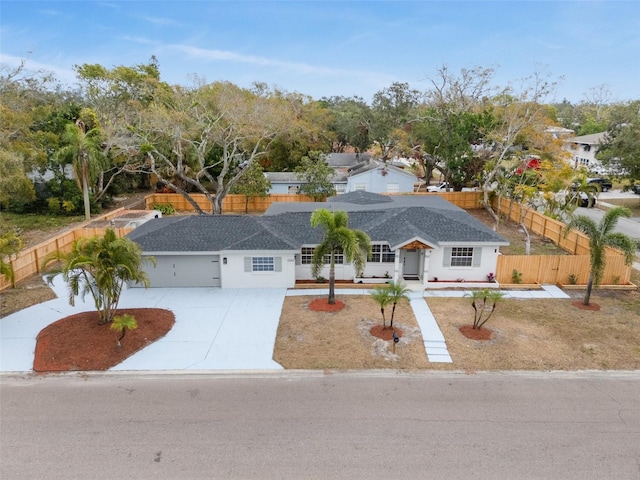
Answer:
[1,280,570,373]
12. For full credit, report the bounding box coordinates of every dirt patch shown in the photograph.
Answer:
[274,295,429,369]
[467,208,569,256]
[0,276,56,318]
[33,308,175,372]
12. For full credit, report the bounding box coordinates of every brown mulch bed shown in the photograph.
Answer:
[308,297,345,312]
[369,325,403,341]
[572,301,601,311]
[459,325,494,340]
[33,308,175,372]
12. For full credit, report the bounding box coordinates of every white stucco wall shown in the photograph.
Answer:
[426,245,501,282]
[220,250,297,288]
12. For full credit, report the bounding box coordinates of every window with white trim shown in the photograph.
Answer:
[354,183,367,191]
[325,247,344,265]
[370,244,395,263]
[301,247,314,264]
[252,257,275,272]
[450,247,474,267]
[301,247,344,265]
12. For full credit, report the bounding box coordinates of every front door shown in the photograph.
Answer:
[402,249,420,279]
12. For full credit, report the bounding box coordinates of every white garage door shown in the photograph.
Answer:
[147,255,221,287]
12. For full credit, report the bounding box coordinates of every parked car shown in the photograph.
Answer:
[573,192,597,208]
[631,184,640,195]
[426,182,477,192]
[586,177,613,192]
[426,182,450,192]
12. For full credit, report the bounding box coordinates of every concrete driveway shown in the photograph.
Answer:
[0,276,287,372]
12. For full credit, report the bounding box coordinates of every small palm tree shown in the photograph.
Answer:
[468,289,505,330]
[370,286,391,328]
[44,228,154,324]
[110,314,138,348]
[0,227,22,287]
[386,281,410,329]
[564,206,637,305]
[310,209,371,305]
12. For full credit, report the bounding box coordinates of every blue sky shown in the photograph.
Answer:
[1,1,639,104]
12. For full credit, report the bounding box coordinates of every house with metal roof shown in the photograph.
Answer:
[127,191,508,289]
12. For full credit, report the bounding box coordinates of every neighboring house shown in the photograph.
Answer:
[563,132,607,173]
[264,153,422,195]
[127,191,508,289]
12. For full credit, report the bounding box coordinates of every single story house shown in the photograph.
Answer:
[127,191,508,289]
[264,154,422,195]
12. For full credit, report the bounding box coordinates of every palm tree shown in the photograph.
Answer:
[56,119,106,221]
[44,228,154,324]
[310,209,371,305]
[468,289,505,329]
[0,226,22,287]
[370,286,391,328]
[110,314,138,348]
[564,206,637,305]
[386,281,411,329]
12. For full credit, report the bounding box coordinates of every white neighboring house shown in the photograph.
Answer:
[563,132,608,173]
[264,153,422,195]
[127,191,508,289]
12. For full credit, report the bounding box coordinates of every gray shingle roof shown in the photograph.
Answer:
[128,192,508,252]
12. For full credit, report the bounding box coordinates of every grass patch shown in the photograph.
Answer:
[1,212,83,231]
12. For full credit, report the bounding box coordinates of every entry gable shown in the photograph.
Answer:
[392,237,435,251]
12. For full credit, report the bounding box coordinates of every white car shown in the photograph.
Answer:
[427,182,477,192]
[426,182,450,192]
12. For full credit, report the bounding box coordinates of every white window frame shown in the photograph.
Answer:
[450,247,474,267]
[370,244,395,263]
[252,256,275,272]
[301,247,314,264]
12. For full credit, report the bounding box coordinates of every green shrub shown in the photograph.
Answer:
[152,203,176,215]
[47,197,62,214]
[512,269,523,284]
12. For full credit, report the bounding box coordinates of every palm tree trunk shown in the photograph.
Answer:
[584,273,594,306]
[82,172,91,221]
[328,256,335,305]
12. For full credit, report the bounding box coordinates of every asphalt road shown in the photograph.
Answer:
[2,371,640,479]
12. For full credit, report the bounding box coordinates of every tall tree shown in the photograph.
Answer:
[416,66,497,190]
[295,151,336,201]
[310,209,371,305]
[44,228,154,324]
[369,82,422,161]
[481,71,557,226]
[55,117,106,220]
[563,207,637,306]
[323,96,372,154]
[597,100,640,181]
[135,81,295,214]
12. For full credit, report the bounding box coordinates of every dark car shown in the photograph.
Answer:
[631,184,640,195]
[586,177,613,192]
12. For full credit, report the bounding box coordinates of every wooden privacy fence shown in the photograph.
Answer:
[145,193,317,213]
[2,192,633,291]
[0,208,134,291]
[492,197,633,286]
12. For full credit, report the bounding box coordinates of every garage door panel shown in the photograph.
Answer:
[147,255,220,287]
